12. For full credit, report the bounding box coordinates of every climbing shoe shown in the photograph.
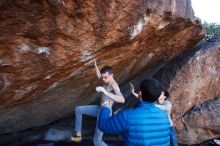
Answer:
[70,132,82,142]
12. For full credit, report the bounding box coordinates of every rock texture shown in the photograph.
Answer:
[154,36,220,144]
[0,0,203,134]
[183,98,220,144]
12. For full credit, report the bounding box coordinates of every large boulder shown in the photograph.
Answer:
[182,98,220,144]
[154,36,220,144]
[0,0,203,134]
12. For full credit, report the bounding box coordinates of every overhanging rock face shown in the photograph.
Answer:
[0,0,203,134]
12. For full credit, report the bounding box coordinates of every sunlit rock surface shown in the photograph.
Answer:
[0,0,203,134]
[154,36,220,144]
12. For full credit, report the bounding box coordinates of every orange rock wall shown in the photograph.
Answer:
[0,0,203,134]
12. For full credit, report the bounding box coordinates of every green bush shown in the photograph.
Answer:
[202,22,220,42]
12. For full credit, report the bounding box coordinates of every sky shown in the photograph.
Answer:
[191,0,220,24]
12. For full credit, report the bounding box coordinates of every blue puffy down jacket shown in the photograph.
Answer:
[98,102,170,146]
